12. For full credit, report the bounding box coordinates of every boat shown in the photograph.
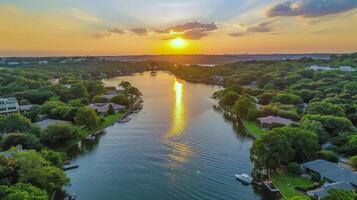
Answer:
[235,173,253,184]
[119,117,131,123]
[85,134,96,141]
[62,164,79,171]
[263,180,279,192]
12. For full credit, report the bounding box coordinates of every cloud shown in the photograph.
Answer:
[229,21,275,37]
[266,0,357,18]
[70,8,102,23]
[108,28,125,34]
[130,28,150,36]
[91,32,111,39]
[161,21,218,40]
[312,28,329,34]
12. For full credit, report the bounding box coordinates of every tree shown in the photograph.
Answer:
[92,95,108,103]
[232,95,255,119]
[75,107,99,128]
[0,155,17,184]
[219,91,239,107]
[258,92,275,105]
[11,150,69,193]
[306,102,345,116]
[110,95,130,107]
[272,93,304,105]
[0,114,32,134]
[0,183,48,200]
[41,124,79,146]
[107,104,115,115]
[119,81,131,89]
[70,82,88,99]
[251,131,293,171]
[318,150,339,163]
[322,189,356,200]
[40,150,66,167]
[302,114,353,136]
[1,133,41,150]
[85,80,106,98]
[349,155,357,170]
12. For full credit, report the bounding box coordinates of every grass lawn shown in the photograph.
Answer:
[78,112,126,137]
[243,120,268,137]
[271,170,314,199]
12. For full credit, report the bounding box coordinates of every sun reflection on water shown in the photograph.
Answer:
[164,79,187,139]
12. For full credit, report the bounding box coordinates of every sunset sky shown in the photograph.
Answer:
[1,0,357,56]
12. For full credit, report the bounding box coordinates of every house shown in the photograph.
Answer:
[34,119,71,129]
[49,78,60,85]
[90,103,125,114]
[310,65,334,71]
[63,84,72,89]
[302,159,357,199]
[19,104,34,112]
[7,62,20,66]
[340,66,356,72]
[0,97,19,114]
[257,116,294,128]
[38,61,48,64]
[101,91,123,100]
[212,75,224,84]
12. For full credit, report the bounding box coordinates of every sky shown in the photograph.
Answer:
[1,0,357,56]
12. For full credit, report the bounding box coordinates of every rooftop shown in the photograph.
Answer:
[302,159,357,186]
[34,119,71,129]
[257,116,294,125]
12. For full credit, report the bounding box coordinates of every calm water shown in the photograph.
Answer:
[66,71,275,200]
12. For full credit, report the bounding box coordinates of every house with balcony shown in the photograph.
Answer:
[0,97,19,114]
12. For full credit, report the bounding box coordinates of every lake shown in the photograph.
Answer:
[66,71,276,200]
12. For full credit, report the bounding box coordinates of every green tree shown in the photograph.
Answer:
[251,131,293,171]
[219,91,240,107]
[70,82,88,99]
[232,95,255,119]
[272,93,304,105]
[322,189,356,200]
[318,150,339,163]
[302,114,353,136]
[107,104,115,115]
[92,95,109,103]
[306,102,345,116]
[0,183,48,200]
[349,155,357,170]
[1,133,41,150]
[75,107,99,128]
[40,150,66,167]
[110,95,130,107]
[0,114,32,133]
[0,155,17,184]
[258,92,275,105]
[41,124,79,146]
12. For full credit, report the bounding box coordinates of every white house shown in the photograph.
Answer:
[340,66,356,72]
[38,61,48,64]
[0,97,19,114]
[49,79,60,85]
[90,103,126,114]
[7,62,20,66]
[310,65,334,71]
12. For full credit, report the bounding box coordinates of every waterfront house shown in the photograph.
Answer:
[90,103,126,114]
[34,119,71,129]
[340,66,356,72]
[38,60,48,64]
[49,78,60,85]
[101,91,123,100]
[257,116,294,128]
[302,159,357,199]
[19,104,34,112]
[309,65,334,71]
[0,97,19,114]
[63,84,72,89]
[7,62,20,66]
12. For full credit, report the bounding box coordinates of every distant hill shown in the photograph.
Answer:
[104,54,333,65]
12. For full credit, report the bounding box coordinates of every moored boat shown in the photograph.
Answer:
[235,173,253,184]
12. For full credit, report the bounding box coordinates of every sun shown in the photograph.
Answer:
[170,37,187,49]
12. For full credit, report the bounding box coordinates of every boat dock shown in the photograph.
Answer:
[62,164,79,171]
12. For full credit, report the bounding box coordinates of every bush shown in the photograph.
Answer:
[349,155,357,170]
[311,172,321,182]
[318,150,339,163]
[287,162,302,175]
